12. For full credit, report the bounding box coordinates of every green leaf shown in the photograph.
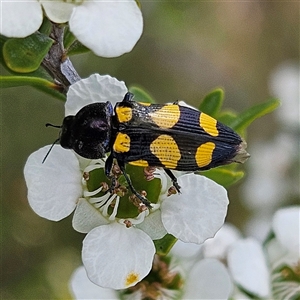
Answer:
[129,86,156,103]
[3,32,53,73]
[199,88,224,117]
[229,98,281,134]
[66,40,90,56]
[200,167,245,187]
[0,76,65,100]
[64,27,90,55]
[63,26,77,49]
[217,110,238,126]
[38,18,52,36]
[154,234,177,255]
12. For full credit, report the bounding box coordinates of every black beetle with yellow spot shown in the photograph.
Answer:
[53,92,250,207]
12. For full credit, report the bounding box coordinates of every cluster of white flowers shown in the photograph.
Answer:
[24,74,230,290]
[0,0,143,57]
[242,61,300,240]
[69,206,300,299]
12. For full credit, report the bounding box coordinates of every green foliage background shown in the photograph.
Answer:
[1,2,299,299]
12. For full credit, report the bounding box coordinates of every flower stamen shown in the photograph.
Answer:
[101,193,117,217]
[83,186,103,197]
[108,196,120,221]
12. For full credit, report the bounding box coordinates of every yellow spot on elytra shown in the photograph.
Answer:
[125,272,140,287]
[199,113,218,136]
[149,105,180,129]
[116,106,132,123]
[138,101,151,106]
[113,133,130,153]
[195,142,215,168]
[150,135,180,169]
[129,159,149,167]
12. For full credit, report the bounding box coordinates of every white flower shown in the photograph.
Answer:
[24,74,229,289]
[0,0,143,57]
[269,61,300,129]
[161,174,229,244]
[241,132,299,242]
[242,134,297,213]
[267,206,300,300]
[271,206,300,263]
[183,258,233,299]
[70,256,233,300]
[70,266,119,300]
[227,238,271,298]
[202,223,242,260]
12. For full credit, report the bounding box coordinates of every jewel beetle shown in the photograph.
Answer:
[46,92,250,207]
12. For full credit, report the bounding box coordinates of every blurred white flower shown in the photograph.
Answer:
[267,206,300,300]
[70,266,119,300]
[202,223,242,260]
[242,60,300,240]
[0,0,143,57]
[269,61,300,129]
[242,133,297,211]
[202,225,271,298]
[228,238,271,298]
[241,131,298,241]
[272,206,299,254]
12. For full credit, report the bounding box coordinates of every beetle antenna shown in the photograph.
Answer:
[43,123,62,163]
[42,138,60,164]
[45,123,61,128]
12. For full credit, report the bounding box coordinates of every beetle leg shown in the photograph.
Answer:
[164,169,181,193]
[104,154,113,177]
[118,161,153,209]
[105,154,117,192]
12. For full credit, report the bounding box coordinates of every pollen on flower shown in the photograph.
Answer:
[124,220,133,228]
[100,181,109,192]
[129,192,148,209]
[83,171,89,181]
[144,166,157,181]
[121,255,183,299]
[125,272,140,287]
[167,186,177,196]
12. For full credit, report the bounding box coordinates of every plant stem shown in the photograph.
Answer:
[42,23,81,95]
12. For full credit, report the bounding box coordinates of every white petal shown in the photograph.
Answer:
[72,198,109,233]
[161,174,229,244]
[24,145,82,221]
[272,206,300,256]
[203,223,241,260]
[41,1,75,23]
[0,0,42,38]
[69,0,143,57]
[136,210,167,240]
[265,238,289,267]
[65,74,127,116]
[82,223,155,289]
[171,239,202,259]
[183,259,233,299]
[244,212,272,242]
[69,266,118,300]
[269,61,300,127]
[227,238,270,298]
